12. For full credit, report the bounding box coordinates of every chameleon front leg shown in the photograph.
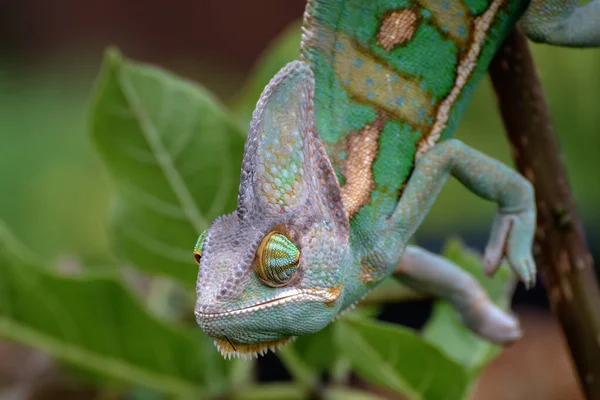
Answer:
[388,139,536,287]
[396,245,521,344]
[520,0,600,47]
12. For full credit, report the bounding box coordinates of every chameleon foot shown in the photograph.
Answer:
[389,139,537,289]
[483,207,537,289]
[521,0,600,47]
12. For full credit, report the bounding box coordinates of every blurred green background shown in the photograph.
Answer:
[0,1,598,399]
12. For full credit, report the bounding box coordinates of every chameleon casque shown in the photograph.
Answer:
[193,0,600,359]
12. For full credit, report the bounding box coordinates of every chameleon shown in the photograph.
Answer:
[193,0,600,359]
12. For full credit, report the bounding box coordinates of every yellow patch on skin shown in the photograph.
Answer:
[377,9,419,51]
[361,260,377,284]
[416,0,504,160]
[323,285,343,306]
[416,0,470,47]
[360,253,387,285]
[333,34,434,128]
[340,119,384,218]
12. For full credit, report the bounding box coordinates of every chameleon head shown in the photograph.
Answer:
[194,61,350,359]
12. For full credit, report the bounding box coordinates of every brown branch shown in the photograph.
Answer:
[489,28,600,399]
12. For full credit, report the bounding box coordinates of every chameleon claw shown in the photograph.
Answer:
[484,210,537,288]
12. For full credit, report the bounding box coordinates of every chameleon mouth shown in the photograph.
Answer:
[196,286,342,359]
[195,286,342,321]
[213,336,296,360]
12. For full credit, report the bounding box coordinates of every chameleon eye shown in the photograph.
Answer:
[255,232,300,287]
[193,230,207,265]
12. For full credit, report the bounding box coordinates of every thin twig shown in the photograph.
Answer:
[489,28,600,399]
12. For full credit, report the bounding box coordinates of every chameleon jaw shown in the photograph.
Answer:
[195,287,342,321]
[196,287,343,359]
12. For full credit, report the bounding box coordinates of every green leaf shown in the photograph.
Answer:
[287,306,380,379]
[231,383,305,400]
[88,48,246,285]
[335,316,468,400]
[290,322,337,374]
[423,239,516,375]
[0,221,230,398]
[277,345,320,391]
[324,387,389,400]
[231,21,302,123]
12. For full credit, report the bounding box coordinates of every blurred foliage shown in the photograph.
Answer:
[0,220,229,398]
[89,49,245,286]
[0,11,598,400]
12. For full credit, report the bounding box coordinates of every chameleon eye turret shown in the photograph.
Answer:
[255,232,300,287]
[193,230,207,265]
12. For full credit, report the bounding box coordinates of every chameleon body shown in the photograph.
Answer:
[194,0,600,359]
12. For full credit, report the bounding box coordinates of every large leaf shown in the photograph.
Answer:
[423,239,516,375]
[0,221,230,398]
[335,316,468,400]
[88,49,246,285]
[290,322,337,374]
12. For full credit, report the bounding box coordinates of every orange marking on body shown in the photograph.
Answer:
[340,118,385,218]
[416,0,470,47]
[360,258,377,284]
[360,253,388,285]
[377,9,419,51]
[324,285,342,306]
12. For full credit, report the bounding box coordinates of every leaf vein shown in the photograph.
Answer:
[118,71,207,233]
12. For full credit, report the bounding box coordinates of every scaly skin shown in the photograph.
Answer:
[194,0,600,359]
